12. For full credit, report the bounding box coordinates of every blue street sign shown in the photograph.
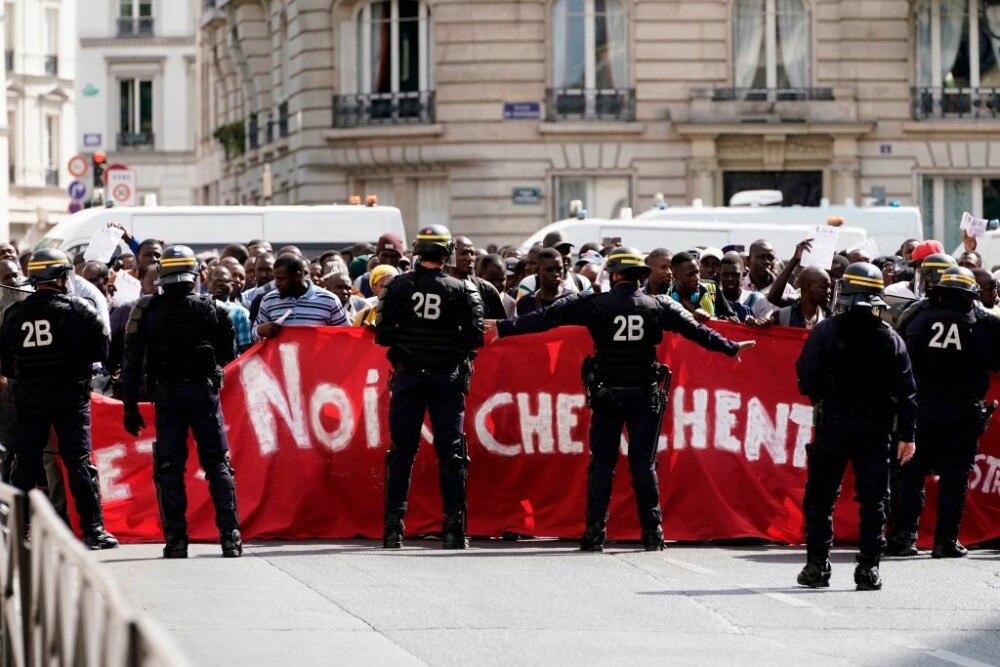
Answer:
[503,102,541,120]
[68,179,88,200]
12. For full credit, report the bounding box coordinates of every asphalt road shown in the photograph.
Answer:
[98,539,1000,666]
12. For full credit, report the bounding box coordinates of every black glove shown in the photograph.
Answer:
[123,405,146,437]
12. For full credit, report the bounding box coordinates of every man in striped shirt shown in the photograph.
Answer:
[253,255,348,340]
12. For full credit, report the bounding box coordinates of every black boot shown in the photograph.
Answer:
[885,530,918,557]
[641,525,665,551]
[221,529,242,558]
[580,523,606,552]
[796,558,831,588]
[441,514,467,550]
[931,540,968,559]
[82,527,119,551]
[163,533,189,559]
[854,555,882,591]
[383,513,404,549]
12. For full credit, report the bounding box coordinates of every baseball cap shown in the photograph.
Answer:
[700,247,724,261]
[575,250,603,267]
[911,240,945,263]
[504,257,519,277]
[542,231,574,251]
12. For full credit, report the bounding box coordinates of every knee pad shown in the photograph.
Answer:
[153,456,185,483]
[440,453,468,479]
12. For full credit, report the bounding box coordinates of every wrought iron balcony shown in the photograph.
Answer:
[545,88,635,122]
[44,168,58,187]
[912,87,1000,120]
[116,17,155,37]
[332,91,435,128]
[711,87,834,102]
[117,132,155,150]
[44,55,58,77]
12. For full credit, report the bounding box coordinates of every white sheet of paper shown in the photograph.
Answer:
[83,227,125,264]
[800,226,839,269]
[111,270,141,308]
[960,211,988,238]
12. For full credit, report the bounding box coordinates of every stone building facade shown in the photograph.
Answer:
[77,0,199,208]
[197,0,1000,250]
[5,0,77,245]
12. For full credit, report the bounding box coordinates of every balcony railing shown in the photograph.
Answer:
[117,16,155,36]
[278,101,289,137]
[711,87,834,102]
[117,131,155,149]
[912,87,1000,120]
[333,91,435,128]
[545,88,635,122]
[44,55,58,77]
[4,49,12,72]
[44,168,58,187]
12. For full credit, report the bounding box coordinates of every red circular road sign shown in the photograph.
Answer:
[112,183,132,202]
[67,155,88,178]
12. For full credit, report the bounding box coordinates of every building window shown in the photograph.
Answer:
[118,0,153,36]
[5,2,14,72]
[921,175,1000,250]
[554,175,631,221]
[7,111,15,184]
[119,78,154,149]
[333,0,433,127]
[43,116,58,187]
[549,0,632,121]
[733,0,810,91]
[44,9,58,76]
[913,0,1000,119]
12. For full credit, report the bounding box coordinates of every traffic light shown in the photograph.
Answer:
[93,151,107,188]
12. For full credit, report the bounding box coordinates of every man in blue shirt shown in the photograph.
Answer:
[254,255,348,340]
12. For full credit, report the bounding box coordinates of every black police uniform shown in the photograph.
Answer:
[894,274,1000,557]
[122,264,241,558]
[0,285,116,547]
[496,277,741,550]
[796,272,916,588]
[375,255,484,548]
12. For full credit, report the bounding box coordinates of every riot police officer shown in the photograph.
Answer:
[796,263,916,590]
[488,247,755,551]
[0,249,118,549]
[375,225,484,549]
[122,245,242,559]
[890,266,1000,558]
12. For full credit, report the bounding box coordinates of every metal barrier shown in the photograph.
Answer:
[0,485,188,666]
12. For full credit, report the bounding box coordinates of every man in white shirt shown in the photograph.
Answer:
[516,230,592,300]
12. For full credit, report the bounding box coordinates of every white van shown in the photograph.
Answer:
[635,202,922,259]
[520,218,869,262]
[37,205,407,258]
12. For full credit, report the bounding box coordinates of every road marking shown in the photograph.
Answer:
[736,584,815,608]
[891,641,995,667]
[661,556,715,575]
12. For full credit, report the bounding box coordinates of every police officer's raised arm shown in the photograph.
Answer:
[655,296,753,357]
[492,293,592,338]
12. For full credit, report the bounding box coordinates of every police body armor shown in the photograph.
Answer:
[822,311,900,414]
[906,299,992,403]
[378,266,482,372]
[589,291,664,389]
[5,293,95,384]
[140,292,221,387]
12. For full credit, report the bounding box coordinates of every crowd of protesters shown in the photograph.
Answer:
[0,225,992,402]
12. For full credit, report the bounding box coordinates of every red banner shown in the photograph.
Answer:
[88,323,1000,546]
